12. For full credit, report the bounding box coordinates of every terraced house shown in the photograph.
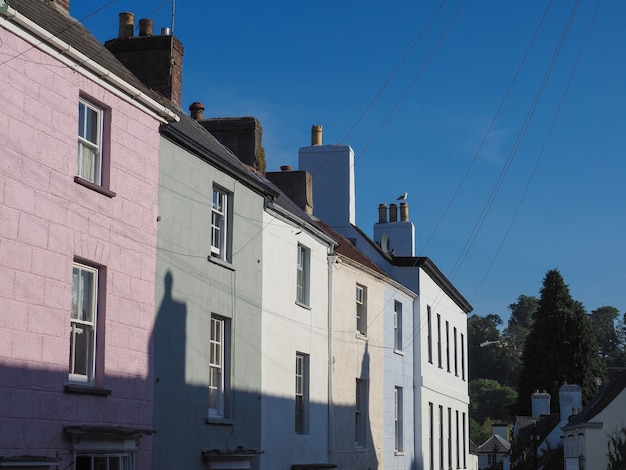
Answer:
[0,1,472,469]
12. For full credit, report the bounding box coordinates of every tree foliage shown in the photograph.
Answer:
[608,426,626,470]
[516,269,604,415]
[590,306,620,358]
[469,378,517,424]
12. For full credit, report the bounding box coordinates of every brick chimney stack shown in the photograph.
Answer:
[105,13,184,106]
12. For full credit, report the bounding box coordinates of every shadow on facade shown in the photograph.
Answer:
[152,270,381,470]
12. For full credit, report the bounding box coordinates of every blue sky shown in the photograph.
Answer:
[72,1,626,322]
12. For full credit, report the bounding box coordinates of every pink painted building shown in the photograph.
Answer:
[0,1,177,468]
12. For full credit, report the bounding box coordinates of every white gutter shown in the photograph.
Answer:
[1,6,179,124]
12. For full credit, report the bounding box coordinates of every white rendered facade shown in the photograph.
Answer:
[382,283,417,469]
[260,201,335,469]
[329,253,386,469]
[299,128,471,470]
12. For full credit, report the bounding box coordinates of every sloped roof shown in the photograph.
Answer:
[349,224,472,313]
[159,114,279,198]
[478,434,511,453]
[511,413,560,461]
[316,221,388,277]
[7,0,162,98]
[564,368,626,428]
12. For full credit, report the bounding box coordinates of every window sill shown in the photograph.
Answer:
[208,255,235,271]
[64,384,112,396]
[74,176,116,198]
[355,332,368,341]
[394,451,405,456]
[394,349,404,356]
[295,301,311,310]
[206,417,234,426]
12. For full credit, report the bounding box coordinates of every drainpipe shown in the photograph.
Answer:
[327,252,337,462]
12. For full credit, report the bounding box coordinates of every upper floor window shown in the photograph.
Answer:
[356,284,367,336]
[296,244,310,306]
[77,99,103,185]
[461,333,466,380]
[70,262,99,383]
[211,187,230,260]
[209,315,230,418]
[427,305,433,364]
[446,320,450,372]
[394,300,403,351]
[454,327,458,376]
[437,313,442,369]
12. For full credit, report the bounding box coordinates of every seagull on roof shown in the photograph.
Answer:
[397,192,408,201]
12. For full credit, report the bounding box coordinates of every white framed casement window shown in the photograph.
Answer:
[394,386,403,452]
[427,305,433,364]
[77,98,103,185]
[355,378,367,447]
[296,244,310,306]
[209,315,229,418]
[211,187,230,260]
[70,262,98,383]
[356,284,367,335]
[295,352,309,434]
[75,453,133,470]
[394,300,403,351]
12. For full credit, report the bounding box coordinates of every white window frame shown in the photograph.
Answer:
[70,262,98,383]
[209,315,228,418]
[75,452,134,470]
[355,378,367,447]
[394,300,403,351]
[211,187,230,260]
[296,244,310,306]
[295,353,309,434]
[394,386,403,452]
[356,284,367,335]
[77,98,103,185]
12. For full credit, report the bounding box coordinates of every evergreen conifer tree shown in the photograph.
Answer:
[516,269,604,415]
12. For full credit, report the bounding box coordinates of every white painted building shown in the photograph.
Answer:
[298,125,472,470]
[260,187,336,469]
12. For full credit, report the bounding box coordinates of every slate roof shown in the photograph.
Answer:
[349,224,472,313]
[7,0,163,100]
[478,434,511,453]
[564,368,626,427]
[159,114,279,199]
[6,0,278,199]
[316,221,388,278]
[511,413,560,462]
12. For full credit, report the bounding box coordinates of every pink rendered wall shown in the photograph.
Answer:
[0,24,160,468]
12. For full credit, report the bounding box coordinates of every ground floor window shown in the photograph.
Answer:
[75,453,133,470]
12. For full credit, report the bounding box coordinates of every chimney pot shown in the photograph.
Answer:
[311,125,323,145]
[189,102,205,120]
[400,202,409,222]
[389,203,398,223]
[118,12,135,39]
[280,165,292,172]
[139,18,154,36]
[161,27,171,36]
[378,203,387,224]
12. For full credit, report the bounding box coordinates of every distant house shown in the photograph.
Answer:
[0,0,177,468]
[562,369,626,470]
[477,432,510,470]
[511,385,584,469]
